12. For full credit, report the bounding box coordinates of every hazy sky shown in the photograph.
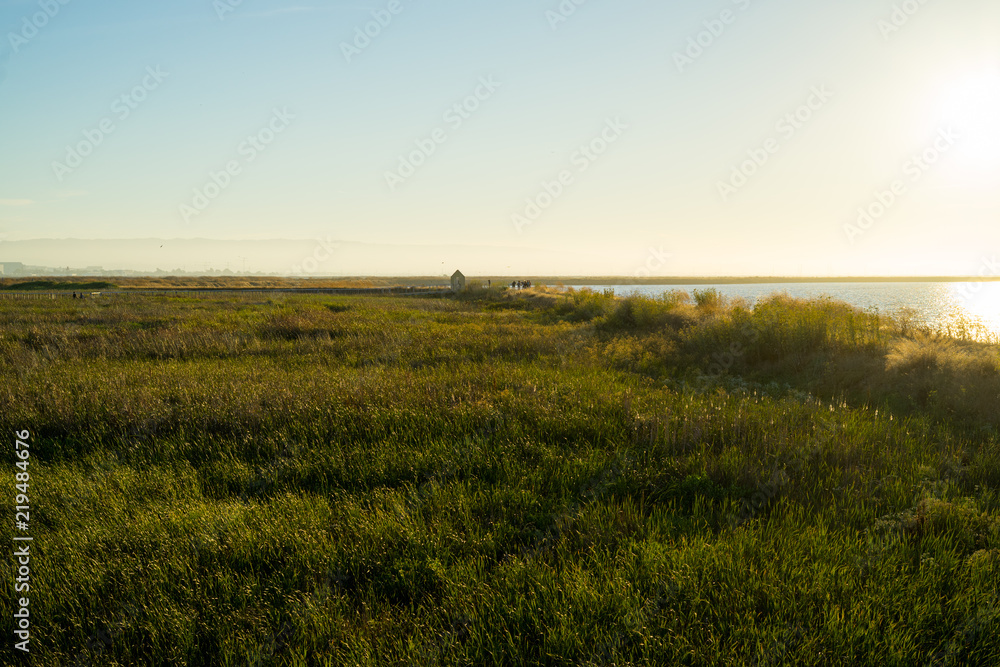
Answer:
[1,0,998,275]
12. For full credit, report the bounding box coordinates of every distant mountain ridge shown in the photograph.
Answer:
[0,238,594,276]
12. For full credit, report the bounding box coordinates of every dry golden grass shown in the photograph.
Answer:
[1,276,457,289]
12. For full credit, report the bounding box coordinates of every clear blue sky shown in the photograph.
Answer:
[1,0,998,275]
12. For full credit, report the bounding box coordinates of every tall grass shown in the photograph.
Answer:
[0,290,997,665]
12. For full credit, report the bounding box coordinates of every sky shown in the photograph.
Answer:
[0,0,998,276]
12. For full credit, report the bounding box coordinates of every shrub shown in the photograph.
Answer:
[884,333,1000,421]
[693,288,724,309]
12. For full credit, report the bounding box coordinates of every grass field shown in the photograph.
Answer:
[1,287,998,666]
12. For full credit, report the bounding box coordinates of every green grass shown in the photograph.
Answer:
[0,289,997,666]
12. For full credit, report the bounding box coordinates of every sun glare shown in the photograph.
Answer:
[936,68,1000,173]
[947,282,1000,342]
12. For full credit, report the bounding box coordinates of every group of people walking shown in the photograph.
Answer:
[510,280,532,290]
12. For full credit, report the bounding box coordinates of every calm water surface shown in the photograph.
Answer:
[563,282,1000,340]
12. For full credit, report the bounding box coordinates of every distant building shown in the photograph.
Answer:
[450,270,466,292]
[0,262,25,276]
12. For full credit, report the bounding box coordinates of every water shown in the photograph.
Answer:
[563,282,1000,340]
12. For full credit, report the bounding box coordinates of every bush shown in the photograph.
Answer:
[884,333,1000,421]
[693,288,723,309]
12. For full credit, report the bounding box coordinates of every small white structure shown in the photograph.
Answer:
[450,270,466,292]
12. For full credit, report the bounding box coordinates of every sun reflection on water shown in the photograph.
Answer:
[939,282,1000,343]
